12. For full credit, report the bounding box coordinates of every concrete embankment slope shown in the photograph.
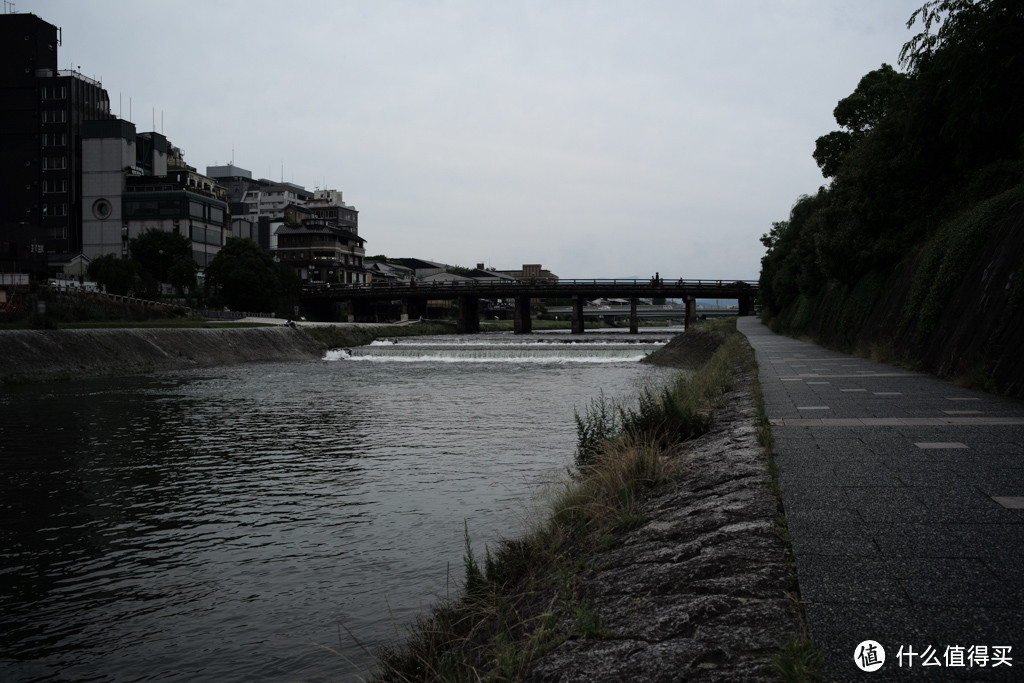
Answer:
[0,327,324,383]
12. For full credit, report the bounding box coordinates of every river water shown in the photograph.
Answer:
[0,329,681,681]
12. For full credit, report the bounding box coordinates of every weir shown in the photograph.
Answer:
[341,333,668,364]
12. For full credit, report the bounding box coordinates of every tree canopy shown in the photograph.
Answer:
[88,253,137,296]
[760,0,1024,317]
[130,230,192,284]
[812,64,906,178]
[205,237,289,313]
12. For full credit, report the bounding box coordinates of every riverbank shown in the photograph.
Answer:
[371,320,808,681]
[0,321,456,384]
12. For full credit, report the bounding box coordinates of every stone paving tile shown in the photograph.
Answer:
[788,531,880,557]
[738,318,1024,681]
[799,572,910,606]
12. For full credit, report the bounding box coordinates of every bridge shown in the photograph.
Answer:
[545,303,739,323]
[300,278,758,334]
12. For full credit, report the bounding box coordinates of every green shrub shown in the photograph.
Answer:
[573,391,618,469]
[902,185,1024,343]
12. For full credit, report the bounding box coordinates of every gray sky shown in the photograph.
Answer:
[25,0,924,279]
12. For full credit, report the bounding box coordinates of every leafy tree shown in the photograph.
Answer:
[276,261,303,298]
[205,237,285,312]
[88,254,137,296]
[762,0,1024,321]
[130,229,192,283]
[129,229,193,298]
[899,0,1024,176]
[813,64,906,178]
[168,254,198,296]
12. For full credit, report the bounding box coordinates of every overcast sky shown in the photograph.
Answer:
[25,0,924,279]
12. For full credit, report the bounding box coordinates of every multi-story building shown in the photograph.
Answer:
[206,164,268,249]
[1,12,114,277]
[306,189,359,231]
[237,181,315,251]
[495,264,559,283]
[274,218,366,284]
[241,182,313,220]
[81,118,228,268]
[80,119,165,260]
[3,12,365,284]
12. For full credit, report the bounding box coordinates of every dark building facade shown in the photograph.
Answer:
[1,12,113,277]
[275,218,366,284]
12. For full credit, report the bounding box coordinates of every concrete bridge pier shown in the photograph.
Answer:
[685,296,696,330]
[514,294,532,334]
[352,299,376,323]
[738,294,754,317]
[629,298,639,334]
[402,298,427,322]
[458,295,480,333]
[333,301,348,323]
[571,295,585,334]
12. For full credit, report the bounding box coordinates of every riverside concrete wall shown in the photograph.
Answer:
[0,327,324,383]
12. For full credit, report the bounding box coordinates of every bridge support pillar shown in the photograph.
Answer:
[629,298,639,334]
[571,295,585,334]
[738,294,753,317]
[514,295,532,334]
[404,298,427,322]
[458,295,480,334]
[352,299,375,323]
[685,296,697,330]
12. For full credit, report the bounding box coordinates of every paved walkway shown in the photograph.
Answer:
[738,318,1024,681]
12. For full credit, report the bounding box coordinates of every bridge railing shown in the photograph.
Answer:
[301,278,758,294]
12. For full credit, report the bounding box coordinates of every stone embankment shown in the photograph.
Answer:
[0,327,324,383]
[526,340,803,681]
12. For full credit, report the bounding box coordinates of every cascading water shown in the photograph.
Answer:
[328,330,669,364]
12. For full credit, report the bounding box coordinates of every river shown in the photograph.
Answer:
[0,329,680,681]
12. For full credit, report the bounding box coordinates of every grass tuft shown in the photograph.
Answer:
[372,320,749,681]
[771,638,825,682]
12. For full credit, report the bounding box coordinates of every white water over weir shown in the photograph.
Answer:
[326,331,668,363]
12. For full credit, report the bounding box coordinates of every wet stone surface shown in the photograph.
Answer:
[525,369,803,681]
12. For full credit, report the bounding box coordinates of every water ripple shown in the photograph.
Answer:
[0,332,679,681]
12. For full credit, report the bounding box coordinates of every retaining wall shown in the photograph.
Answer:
[0,327,324,383]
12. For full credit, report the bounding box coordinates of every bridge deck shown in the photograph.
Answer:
[302,278,758,301]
